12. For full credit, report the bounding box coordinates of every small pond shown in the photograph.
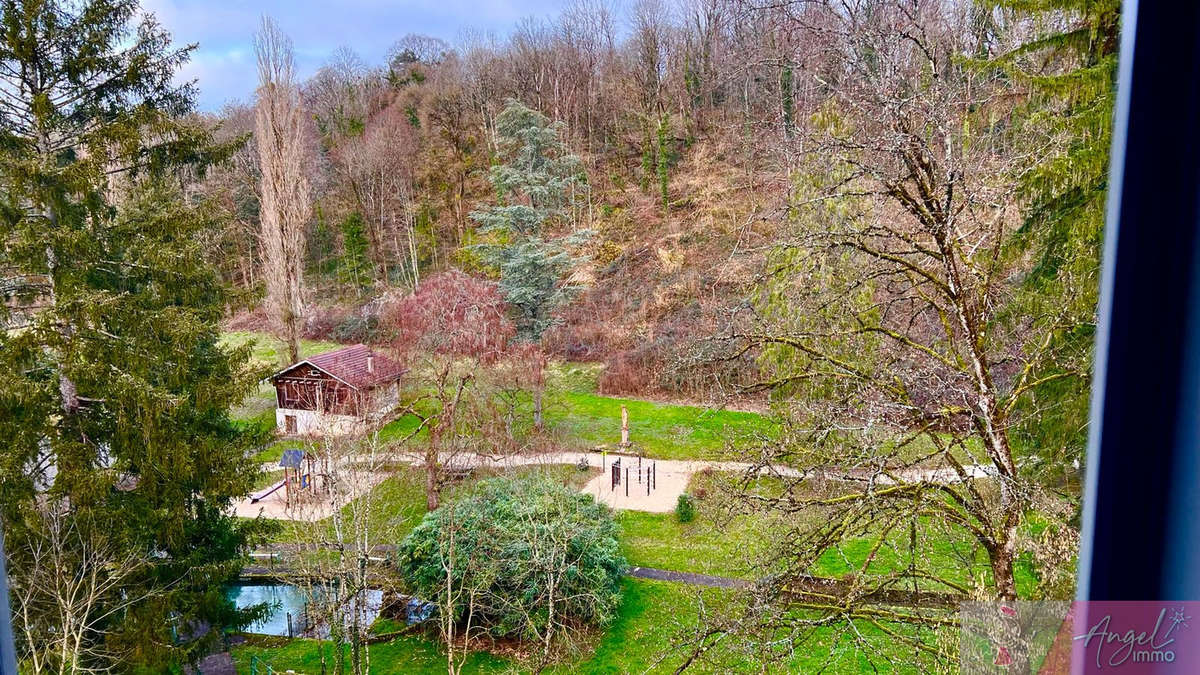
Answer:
[226,581,383,638]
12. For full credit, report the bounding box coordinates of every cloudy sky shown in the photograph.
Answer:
[141,0,572,111]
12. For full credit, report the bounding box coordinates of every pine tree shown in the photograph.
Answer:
[470,99,590,427]
[0,1,270,668]
[339,211,373,296]
[990,0,1120,482]
[995,0,1118,279]
[471,100,589,341]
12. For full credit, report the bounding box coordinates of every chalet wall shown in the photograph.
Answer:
[276,408,363,436]
[274,369,361,416]
[368,381,400,418]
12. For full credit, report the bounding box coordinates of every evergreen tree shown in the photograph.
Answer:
[470,99,589,426]
[990,0,1120,482]
[471,99,589,342]
[0,1,270,668]
[338,211,373,296]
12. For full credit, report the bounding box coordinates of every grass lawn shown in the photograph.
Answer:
[617,471,1040,598]
[221,330,346,369]
[232,578,940,674]
[616,509,772,579]
[540,361,777,460]
[542,391,775,461]
[231,633,511,674]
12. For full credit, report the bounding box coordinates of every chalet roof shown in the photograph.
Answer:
[273,344,406,389]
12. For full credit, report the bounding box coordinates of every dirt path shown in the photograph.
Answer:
[233,448,992,520]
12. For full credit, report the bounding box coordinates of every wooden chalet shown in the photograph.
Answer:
[270,344,406,435]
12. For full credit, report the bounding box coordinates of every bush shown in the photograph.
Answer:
[302,305,349,340]
[331,314,379,342]
[675,493,696,523]
[396,476,626,643]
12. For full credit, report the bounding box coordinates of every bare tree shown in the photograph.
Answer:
[9,500,152,673]
[334,102,421,288]
[280,431,408,675]
[688,1,1087,670]
[432,506,491,675]
[255,17,312,364]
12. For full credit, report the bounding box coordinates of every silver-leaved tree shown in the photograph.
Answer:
[470,99,591,428]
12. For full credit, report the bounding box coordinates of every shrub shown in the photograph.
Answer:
[396,476,626,644]
[302,305,349,340]
[675,493,696,523]
[332,314,379,342]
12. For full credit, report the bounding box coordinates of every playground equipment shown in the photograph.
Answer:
[611,458,656,497]
[248,449,329,508]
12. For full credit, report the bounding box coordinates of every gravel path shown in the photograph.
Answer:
[234,447,992,518]
[627,566,748,588]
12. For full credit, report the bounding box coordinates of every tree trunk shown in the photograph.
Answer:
[533,385,544,431]
[425,443,440,511]
[285,306,301,365]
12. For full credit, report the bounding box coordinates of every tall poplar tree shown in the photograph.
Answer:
[255,16,311,365]
[0,0,269,669]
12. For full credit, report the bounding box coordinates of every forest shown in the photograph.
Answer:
[0,0,1118,672]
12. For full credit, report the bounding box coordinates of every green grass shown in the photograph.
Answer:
[567,579,935,673]
[617,471,1040,599]
[221,330,346,370]
[372,365,773,462]
[541,392,775,460]
[250,439,309,465]
[233,579,938,674]
[232,632,511,674]
[616,509,771,579]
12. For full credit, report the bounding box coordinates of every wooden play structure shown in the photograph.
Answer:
[251,449,331,508]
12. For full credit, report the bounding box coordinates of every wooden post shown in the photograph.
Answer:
[620,405,629,448]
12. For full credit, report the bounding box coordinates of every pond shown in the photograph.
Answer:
[226,581,384,638]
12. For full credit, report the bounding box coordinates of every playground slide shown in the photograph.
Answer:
[250,479,287,503]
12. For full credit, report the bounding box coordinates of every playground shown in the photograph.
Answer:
[233,449,387,521]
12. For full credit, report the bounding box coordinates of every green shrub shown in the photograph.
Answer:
[675,493,696,523]
[396,476,626,642]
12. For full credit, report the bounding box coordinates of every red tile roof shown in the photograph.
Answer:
[279,344,406,389]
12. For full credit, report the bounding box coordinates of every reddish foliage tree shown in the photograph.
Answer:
[381,270,515,509]
[385,269,514,362]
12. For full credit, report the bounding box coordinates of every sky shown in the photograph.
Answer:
[140,0,571,111]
